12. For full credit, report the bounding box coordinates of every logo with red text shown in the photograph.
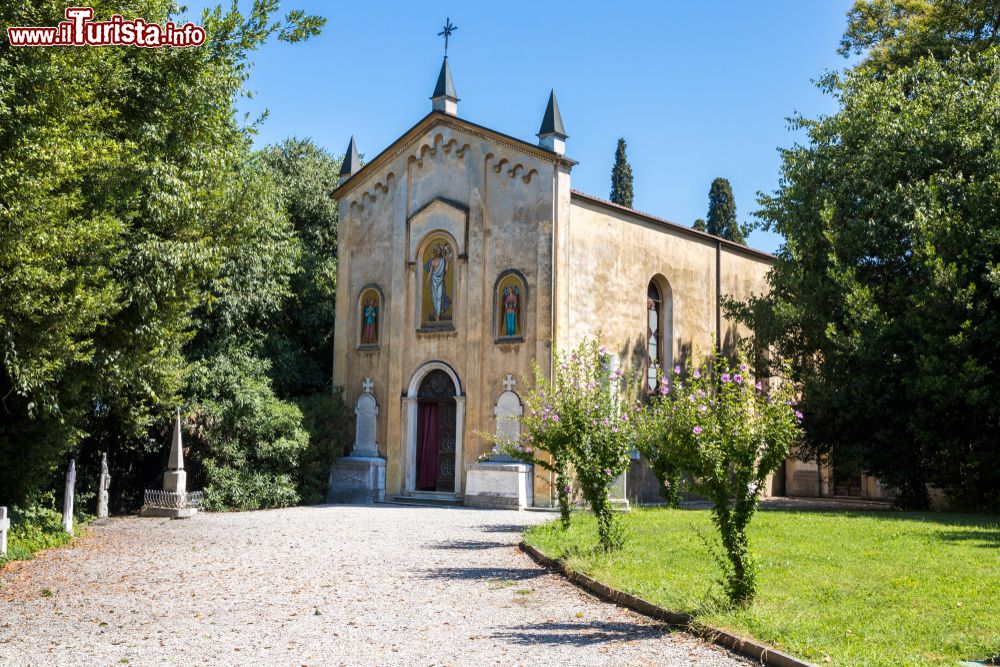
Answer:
[7,7,205,48]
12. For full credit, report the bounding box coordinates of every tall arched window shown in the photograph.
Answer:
[647,282,662,392]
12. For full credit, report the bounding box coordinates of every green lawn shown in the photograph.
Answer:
[524,508,1000,666]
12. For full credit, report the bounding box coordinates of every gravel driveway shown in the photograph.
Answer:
[0,504,747,666]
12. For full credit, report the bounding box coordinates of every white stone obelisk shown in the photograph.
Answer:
[163,408,186,495]
[62,459,76,535]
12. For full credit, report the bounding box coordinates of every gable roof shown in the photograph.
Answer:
[570,190,776,262]
[333,111,577,200]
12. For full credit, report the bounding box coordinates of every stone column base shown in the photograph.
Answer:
[327,456,386,504]
[464,462,533,510]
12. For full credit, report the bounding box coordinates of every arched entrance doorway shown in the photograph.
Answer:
[403,362,465,495]
[416,370,456,492]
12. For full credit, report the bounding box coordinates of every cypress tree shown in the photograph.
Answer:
[609,138,634,208]
[706,177,744,244]
[692,218,707,232]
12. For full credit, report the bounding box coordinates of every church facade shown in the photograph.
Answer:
[329,59,881,507]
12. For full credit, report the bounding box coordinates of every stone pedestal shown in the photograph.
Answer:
[464,462,533,509]
[327,456,386,504]
[140,506,198,519]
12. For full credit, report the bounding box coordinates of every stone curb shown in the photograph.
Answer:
[519,541,817,667]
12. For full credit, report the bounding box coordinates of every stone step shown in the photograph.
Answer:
[385,494,464,508]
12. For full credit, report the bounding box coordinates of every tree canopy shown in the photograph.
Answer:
[731,24,1000,508]
[609,138,635,208]
[706,177,746,244]
[841,0,1000,74]
[0,0,328,509]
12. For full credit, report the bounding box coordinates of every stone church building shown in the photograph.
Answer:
[328,57,886,508]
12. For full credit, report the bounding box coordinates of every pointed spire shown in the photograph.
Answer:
[537,89,568,154]
[167,408,184,471]
[339,136,360,185]
[431,58,459,115]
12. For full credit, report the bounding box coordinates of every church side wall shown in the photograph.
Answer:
[559,196,776,502]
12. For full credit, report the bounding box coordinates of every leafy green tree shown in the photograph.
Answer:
[692,218,707,233]
[258,138,350,504]
[841,0,1000,75]
[706,177,745,244]
[0,0,324,508]
[730,48,1000,510]
[185,351,309,511]
[609,138,634,208]
[637,355,801,605]
[258,138,341,396]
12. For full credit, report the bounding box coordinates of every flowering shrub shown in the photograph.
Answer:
[492,352,581,529]
[495,339,638,550]
[638,354,802,604]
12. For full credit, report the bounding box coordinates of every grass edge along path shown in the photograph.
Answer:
[519,540,814,667]
[522,508,1000,666]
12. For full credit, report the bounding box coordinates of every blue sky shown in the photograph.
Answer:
[183,0,856,254]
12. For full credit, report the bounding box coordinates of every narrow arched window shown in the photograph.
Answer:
[647,282,661,392]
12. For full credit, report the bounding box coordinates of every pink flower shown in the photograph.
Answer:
[795,411,803,421]
[693,369,701,379]
[523,446,534,454]
[698,404,707,413]
[721,373,731,383]
[755,381,763,391]
[693,426,703,435]
[552,414,560,422]
[659,386,669,395]
[740,362,748,373]
[674,365,682,375]
[734,374,743,384]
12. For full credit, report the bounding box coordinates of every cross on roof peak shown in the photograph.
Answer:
[437,17,457,57]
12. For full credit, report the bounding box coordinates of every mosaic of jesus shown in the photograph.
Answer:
[421,239,454,326]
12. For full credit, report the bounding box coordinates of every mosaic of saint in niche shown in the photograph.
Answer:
[421,236,455,327]
[495,271,526,339]
[358,287,381,347]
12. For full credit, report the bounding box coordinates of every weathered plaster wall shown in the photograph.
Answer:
[333,117,558,499]
[559,195,777,502]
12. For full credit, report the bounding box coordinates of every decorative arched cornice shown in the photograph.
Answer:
[349,171,396,213]
[408,132,470,170]
[406,360,463,397]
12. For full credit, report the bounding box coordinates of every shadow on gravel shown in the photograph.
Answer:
[493,620,666,646]
[432,539,512,550]
[476,524,527,534]
[417,566,546,582]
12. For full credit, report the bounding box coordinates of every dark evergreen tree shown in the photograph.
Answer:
[706,177,745,243]
[692,218,707,232]
[609,138,634,208]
